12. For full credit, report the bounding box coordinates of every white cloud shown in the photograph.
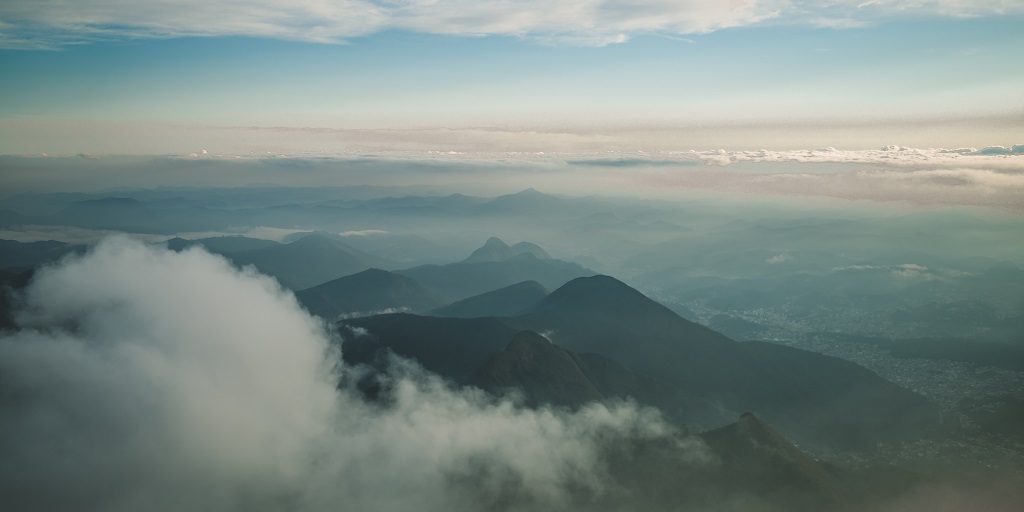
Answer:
[0,237,684,511]
[0,0,1020,49]
[685,146,1024,168]
[338,229,389,236]
[767,253,792,264]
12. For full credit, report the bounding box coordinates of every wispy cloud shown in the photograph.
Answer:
[1,0,1020,49]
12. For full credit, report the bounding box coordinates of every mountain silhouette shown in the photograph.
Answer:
[429,280,549,318]
[227,233,388,290]
[396,248,592,302]
[346,274,940,450]
[342,314,520,384]
[517,275,940,448]
[462,237,552,263]
[296,268,442,319]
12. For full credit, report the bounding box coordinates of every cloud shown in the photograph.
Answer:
[1,0,1021,49]
[684,146,1024,168]
[0,237,682,511]
[338,229,390,236]
[766,253,792,264]
[610,146,1024,211]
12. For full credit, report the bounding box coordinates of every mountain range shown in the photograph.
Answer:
[342,274,940,451]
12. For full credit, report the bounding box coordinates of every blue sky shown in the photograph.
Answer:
[1,1,1022,154]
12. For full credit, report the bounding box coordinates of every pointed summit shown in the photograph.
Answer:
[701,412,842,504]
[462,237,513,263]
[163,237,196,252]
[462,237,553,263]
[528,275,679,322]
[296,268,441,319]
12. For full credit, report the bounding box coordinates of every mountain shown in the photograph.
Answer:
[429,280,548,318]
[0,268,33,330]
[397,252,592,303]
[346,274,940,450]
[468,330,688,414]
[462,237,552,263]
[163,237,197,252]
[700,412,842,505]
[53,198,157,231]
[516,275,940,448]
[0,209,27,227]
[341,314,520,384]
[226,233,388,290]
[0,239,79,270]
[296,268,442,319]
[469,331,603,406]
[195,236,280,254]
[475,188,566,215]
[598,412,854,512]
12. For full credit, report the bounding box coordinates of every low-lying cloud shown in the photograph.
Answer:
[0,237,675,512]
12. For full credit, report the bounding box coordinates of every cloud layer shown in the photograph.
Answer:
[0,237,675,512]
[1,0,1021,48]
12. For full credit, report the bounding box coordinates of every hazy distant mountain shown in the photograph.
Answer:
[227,233,389,290]
[475,188,566,216]
[397,240,591,302]
[195,236,281,254]
[296,268,442,319]
[462,237,552,263]
[0,239,79,270]
[429,280,548,318]
[0,209,27,227]
[54,198,155,231]
[333,232,460,266]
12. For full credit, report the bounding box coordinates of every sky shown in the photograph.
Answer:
[0,1,1022,155]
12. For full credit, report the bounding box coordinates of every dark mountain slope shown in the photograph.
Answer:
[598,412,850,512]
[0,239,79,270]
[701,412,842,504]
[514,275,940,448]
[429,280,548,318]
[296,268,442,319]
[0,268,33,330]
[469,331,604,406]
[340,314,520,384]
[340,275,939,450]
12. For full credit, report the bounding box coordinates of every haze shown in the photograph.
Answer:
[1,2,1022,512]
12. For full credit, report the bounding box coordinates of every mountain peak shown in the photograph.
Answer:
[469,330,604,407]
[533,275,656,314]
[484,236,509,248]
[462,237,552,264]
[514,187,545,196]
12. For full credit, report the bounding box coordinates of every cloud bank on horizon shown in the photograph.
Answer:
[1,0,1021,48]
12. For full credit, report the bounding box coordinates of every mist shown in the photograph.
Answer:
[0,237,681,512]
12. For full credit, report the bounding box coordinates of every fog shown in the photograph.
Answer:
[0,237,681,512]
